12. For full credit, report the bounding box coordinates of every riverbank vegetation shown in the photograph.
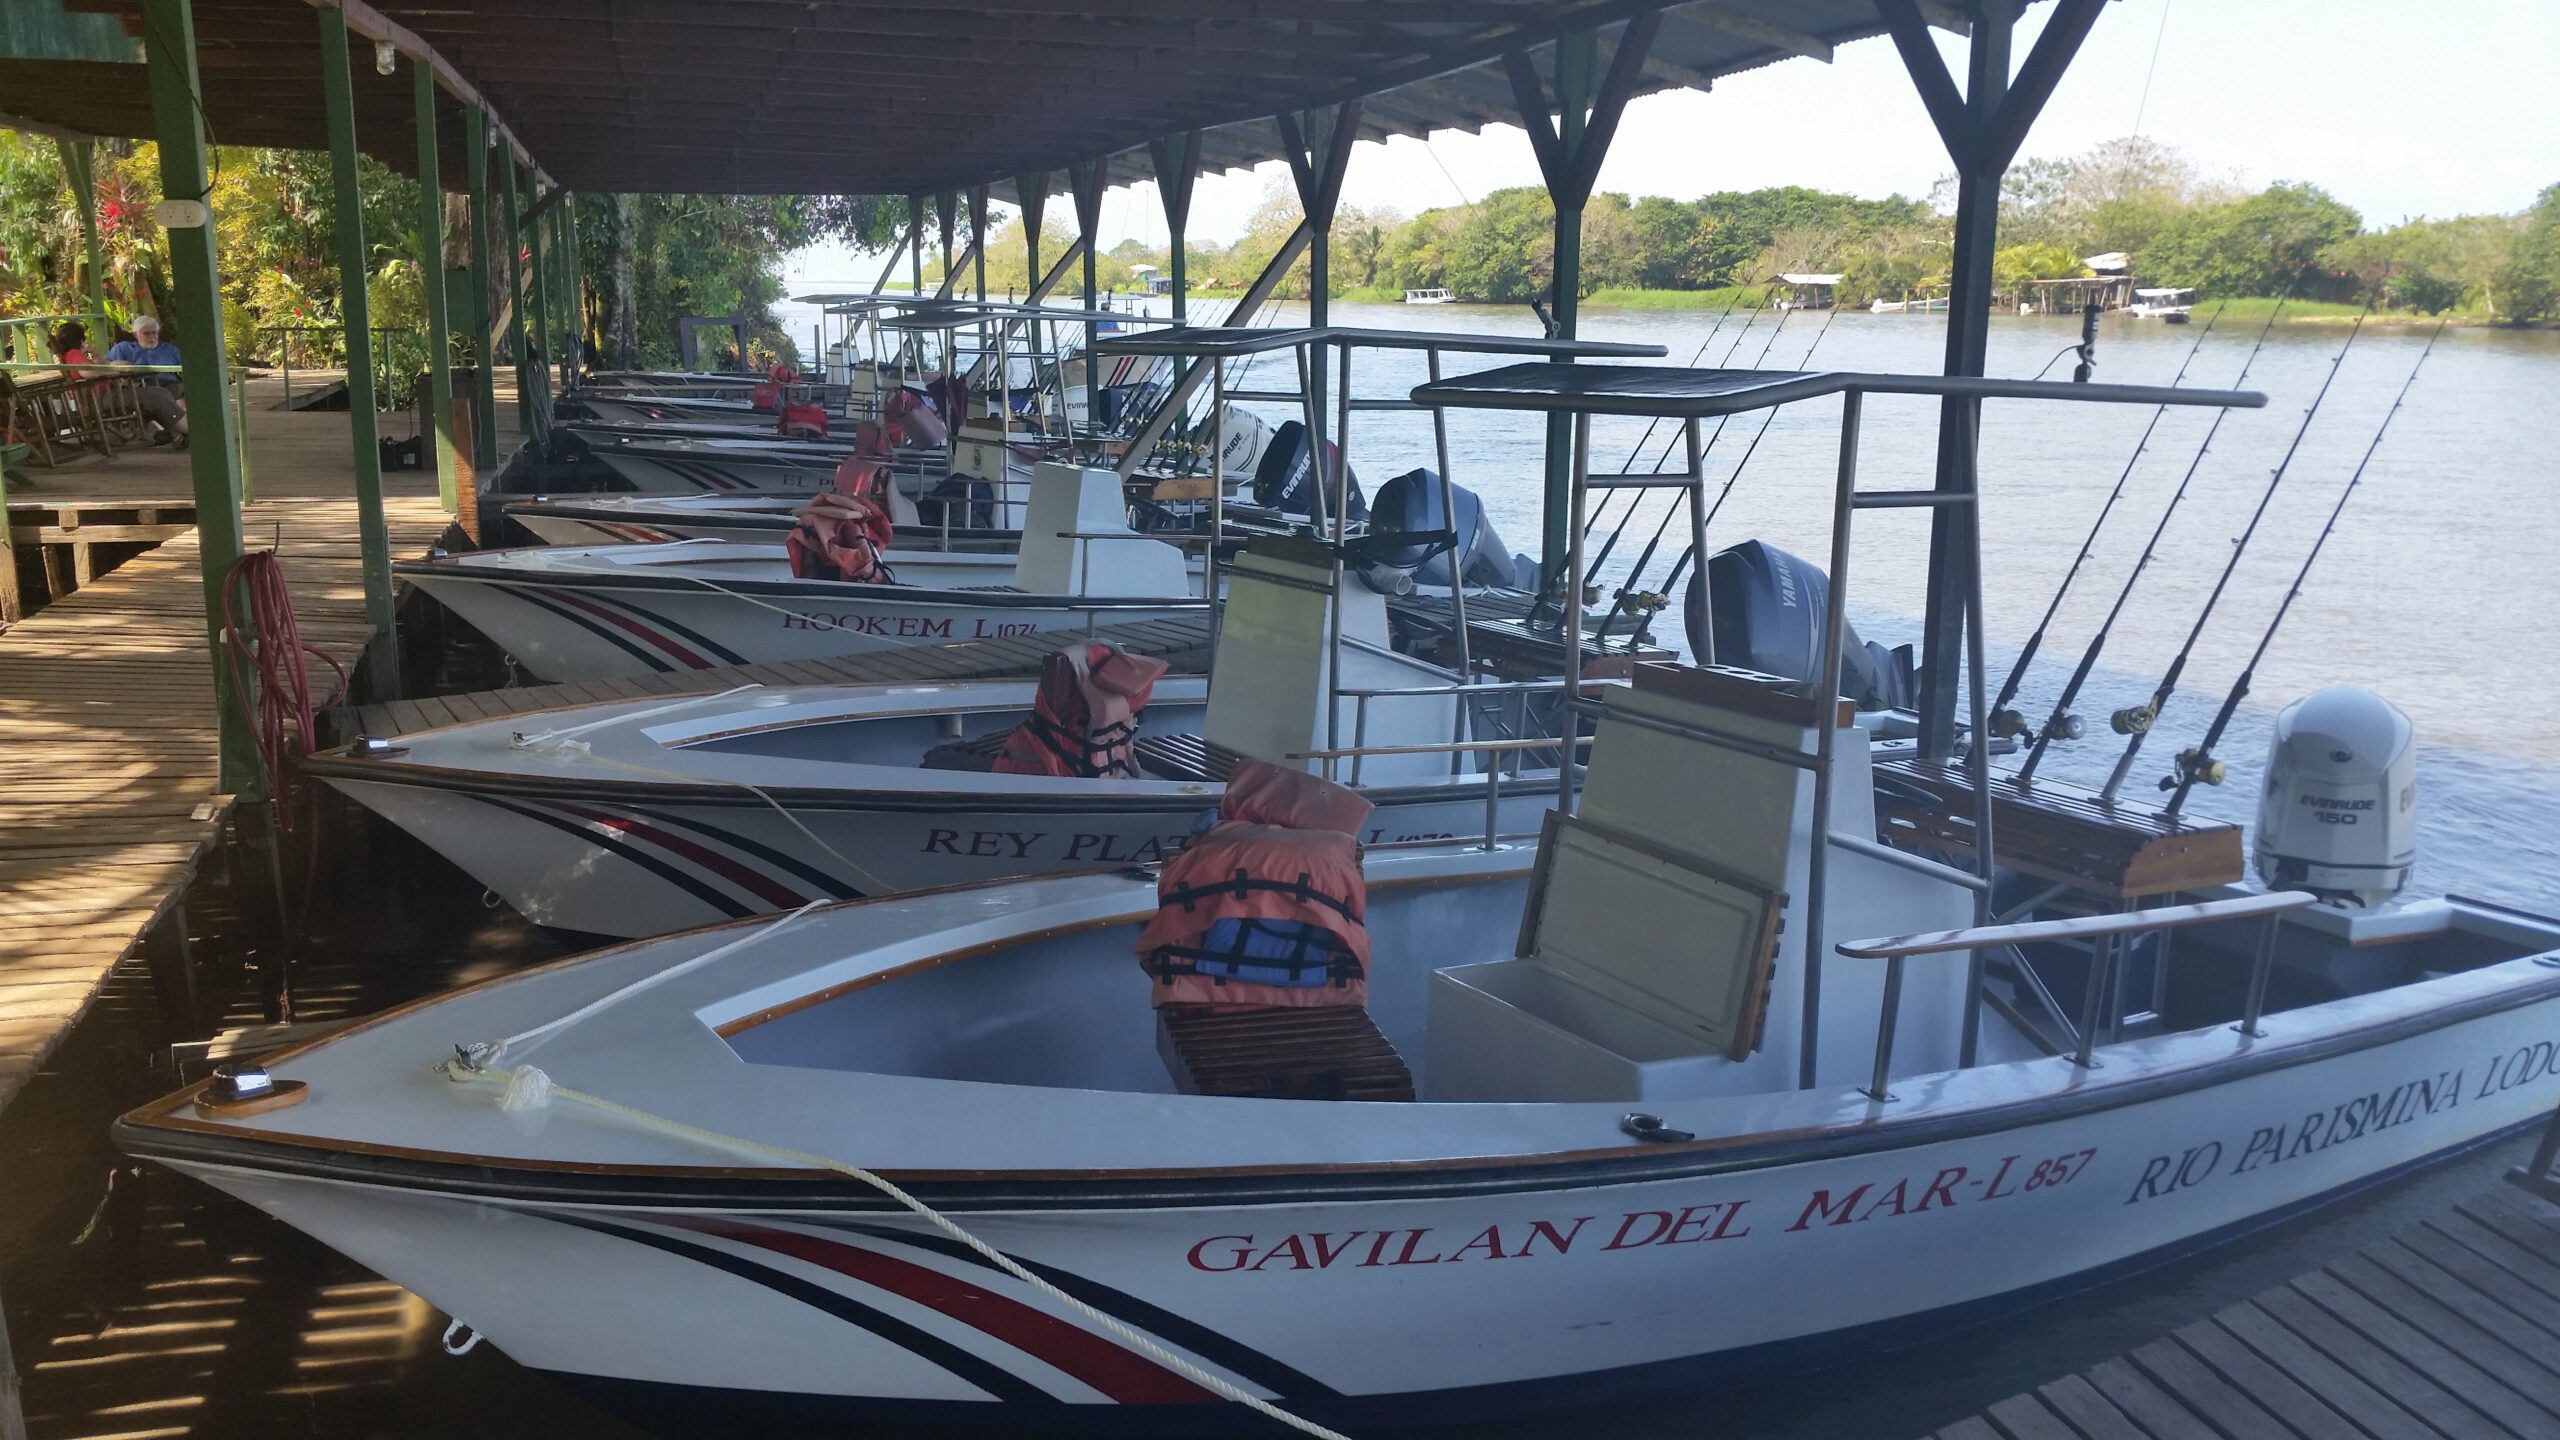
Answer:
[0,132,900,373]
[1105,138,2559,325]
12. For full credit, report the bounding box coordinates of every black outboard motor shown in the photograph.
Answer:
[1365,469,1537,590]
[1251,420,1367,523]
[1683,540,1916,710]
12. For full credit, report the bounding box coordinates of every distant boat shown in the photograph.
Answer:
[1402,287,1456,304]
[2128,286,2196,322]
[1868,298,1907,313]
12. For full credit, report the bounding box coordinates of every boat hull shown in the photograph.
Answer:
[322,772,1551,936]
[589,448,841,493]
[157,971,2560,1433]
[401,568,1202,683]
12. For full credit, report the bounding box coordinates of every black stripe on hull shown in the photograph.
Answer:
[504,588,675,673]
[477,795,756,921]
[548,1214,1054,1404]
[646,809,860,899]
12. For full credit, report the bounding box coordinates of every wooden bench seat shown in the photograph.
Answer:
[1156,1005,1414,1101]
[1872,756,2243,900]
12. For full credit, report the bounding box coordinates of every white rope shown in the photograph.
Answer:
[466,900,826,1064]
[440,1061,1353,1439]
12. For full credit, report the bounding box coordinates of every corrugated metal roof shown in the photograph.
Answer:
[2,0,1986,197]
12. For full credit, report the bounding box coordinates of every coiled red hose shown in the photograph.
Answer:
[219,549,347,795]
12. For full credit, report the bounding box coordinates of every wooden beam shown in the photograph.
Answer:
[1876,0,1979,170]
[298,0,540,175]
[1978,0,2107,174]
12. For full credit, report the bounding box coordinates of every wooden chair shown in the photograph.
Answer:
[90,375,154,447]
[1,372,59,466]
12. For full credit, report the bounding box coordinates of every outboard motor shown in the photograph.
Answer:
[1251,420,1367,523]
[2254,686,2416,908]
[1683,540,1915,710]
[1362,469,1537,591]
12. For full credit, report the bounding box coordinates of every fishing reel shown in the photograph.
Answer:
[1988,708,2034,744]
[2160,747,2227,791]
[2109,703,2156,736]
[1613,587,1669,617]
[2043,712,2086,743]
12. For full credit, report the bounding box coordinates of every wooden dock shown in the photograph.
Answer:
[1929,1182,2560,1440]
[0,382,454,1111]
[346,613,1218,738]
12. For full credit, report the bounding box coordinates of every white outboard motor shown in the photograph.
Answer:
[2253,686,2417,908]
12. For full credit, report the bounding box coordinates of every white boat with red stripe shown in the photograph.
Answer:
[402,463,1208,684]
[122,662,2560,1436]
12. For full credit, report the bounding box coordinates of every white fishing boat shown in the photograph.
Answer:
[120,662,2560,1432]
[308,545,1556,937]
[1402,287,1456,304]
[502,492,1020,551]
[124,366,2560,1434]
[402,464,1207,683]
[2127,287,2197,321]
[561,428,867,492]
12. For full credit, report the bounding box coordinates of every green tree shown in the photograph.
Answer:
[2139,181,2361,297]
[2498,183,2560,321]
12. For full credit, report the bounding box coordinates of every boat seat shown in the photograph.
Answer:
[1872,757,2243,900]
[1127,733,1250,784]
[1155,1006,1414,1102]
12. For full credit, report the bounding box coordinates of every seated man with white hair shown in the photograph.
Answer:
[103,316,189,448]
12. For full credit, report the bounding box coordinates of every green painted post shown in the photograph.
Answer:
[318,6,394,677]
[525,173,553,405]
[464,108,499,470]
[413,64,459,513]
[502,155,529,433]
[141,0,252,795]
[56,139,107,322]
[558,195,583,388]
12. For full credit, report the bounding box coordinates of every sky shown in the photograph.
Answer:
[781,0,2556,289]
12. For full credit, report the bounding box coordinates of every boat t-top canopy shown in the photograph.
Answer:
[1409,365,2267,417]
[1090,325,1667,360]
[2134,287,2198,299]
[874,301,1169,331]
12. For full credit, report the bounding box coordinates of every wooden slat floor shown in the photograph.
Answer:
[0,382,459,1110]
[1929,1183,2560,1440]
[347,612,1218,738]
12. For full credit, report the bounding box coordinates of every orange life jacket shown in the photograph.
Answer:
[884,387,946,449]
[785,461,896,583]
[995,643,1169,779]
[777,400,829,438]
[749,363,796,413]
[1136,760,1374,1011]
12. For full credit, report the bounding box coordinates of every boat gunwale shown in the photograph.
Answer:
[115,880,2560,1210]
[392,558,1212,610]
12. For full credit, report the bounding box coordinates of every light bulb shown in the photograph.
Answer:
[374,40,396,76]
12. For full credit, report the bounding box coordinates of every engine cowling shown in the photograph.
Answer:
[2253,685,2416,908]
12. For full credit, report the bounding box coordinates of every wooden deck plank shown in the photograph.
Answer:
[1983,1393,2083,1440]
[2207,1303,2448,1440]
[2031,1373,2154,1440]
[2083,1357,2218,1440]
[0,389,460,1114]
[2289,1269,2557,1435]
[1952,1188,2560,1440]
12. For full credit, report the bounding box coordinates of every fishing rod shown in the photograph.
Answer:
[1583,293,1759,543]
[1620,302,1846,633]
[2012,292,2298,785]
[1576,292,1761,543]
[1579,302,1792,584]
[2161,317,2446,815]
[2098,285,2385,804]
[1988,301,2231,739]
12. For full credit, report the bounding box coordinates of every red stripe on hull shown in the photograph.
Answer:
[688,1221,1217,1405]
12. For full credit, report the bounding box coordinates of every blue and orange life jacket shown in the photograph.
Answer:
[1137,760,1374,1011]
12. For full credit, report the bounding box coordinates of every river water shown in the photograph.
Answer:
[1238,300,2560,913]
[3,306,2556,1439]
